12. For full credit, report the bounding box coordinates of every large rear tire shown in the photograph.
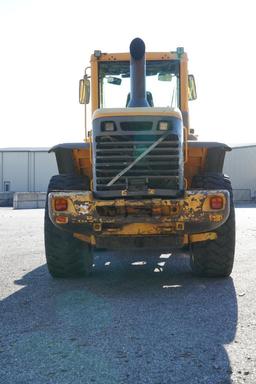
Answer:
[44,174,93,278]
[190,173,235,277]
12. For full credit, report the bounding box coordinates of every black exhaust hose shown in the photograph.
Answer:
[128,38,150,107]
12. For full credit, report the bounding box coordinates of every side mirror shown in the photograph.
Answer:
[79,78,90,104]
[188,74,197,100]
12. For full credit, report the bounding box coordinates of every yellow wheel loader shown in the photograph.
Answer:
[44,38,235,278]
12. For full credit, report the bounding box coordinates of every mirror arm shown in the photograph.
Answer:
[84,67,91,139]
[84,99,87,139]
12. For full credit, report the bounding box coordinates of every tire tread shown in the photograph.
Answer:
[190,172,236,277]
[44,174,92,278]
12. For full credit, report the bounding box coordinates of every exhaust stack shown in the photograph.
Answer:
[127,38,149,108]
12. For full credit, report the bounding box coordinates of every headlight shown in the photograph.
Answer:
[158,121,169,131]
[102,121,116,131]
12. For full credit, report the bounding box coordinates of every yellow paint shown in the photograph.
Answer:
[180,58,189,125]
[93,223,102,232]
[50,191,229,219]
[182,194,203,213]
[73,148,92,178]
[184,127,188,163]
[209,214,224,222]
[189,232,217,243]
[73,233,96,245]
[49,189,229,243]
[176,222,184,231]
[90,51,186,63]
[184,147,207,186]
[183,232,217,244]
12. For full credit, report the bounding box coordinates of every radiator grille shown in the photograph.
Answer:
[94,133,180,193]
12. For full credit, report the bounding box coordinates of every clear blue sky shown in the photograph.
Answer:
[0,0,255,147]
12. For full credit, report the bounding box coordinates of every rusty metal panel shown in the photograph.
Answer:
[48,190,230,241]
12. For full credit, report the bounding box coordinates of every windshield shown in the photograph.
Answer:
[99,60,180,109]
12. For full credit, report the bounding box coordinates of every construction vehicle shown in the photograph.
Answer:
[44,38,235,278]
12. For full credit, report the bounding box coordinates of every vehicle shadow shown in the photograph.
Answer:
[0,250,237,384]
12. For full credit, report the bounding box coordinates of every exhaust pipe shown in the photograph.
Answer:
[127,38,149,108]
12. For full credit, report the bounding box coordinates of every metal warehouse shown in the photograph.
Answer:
[0,148,57,194]
[223,144,256,201]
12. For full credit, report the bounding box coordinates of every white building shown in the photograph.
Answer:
[0,148,57,193]
[223,144,256,201]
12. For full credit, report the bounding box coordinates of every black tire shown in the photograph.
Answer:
[44,174,93,278]
[190,172,235,277]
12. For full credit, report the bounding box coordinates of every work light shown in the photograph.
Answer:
[158,121,169,131]
[102,122,116,131]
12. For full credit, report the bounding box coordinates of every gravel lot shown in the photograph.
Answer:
[0,206,256,384]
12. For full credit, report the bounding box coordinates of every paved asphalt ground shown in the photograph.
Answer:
[0,206,256,384]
